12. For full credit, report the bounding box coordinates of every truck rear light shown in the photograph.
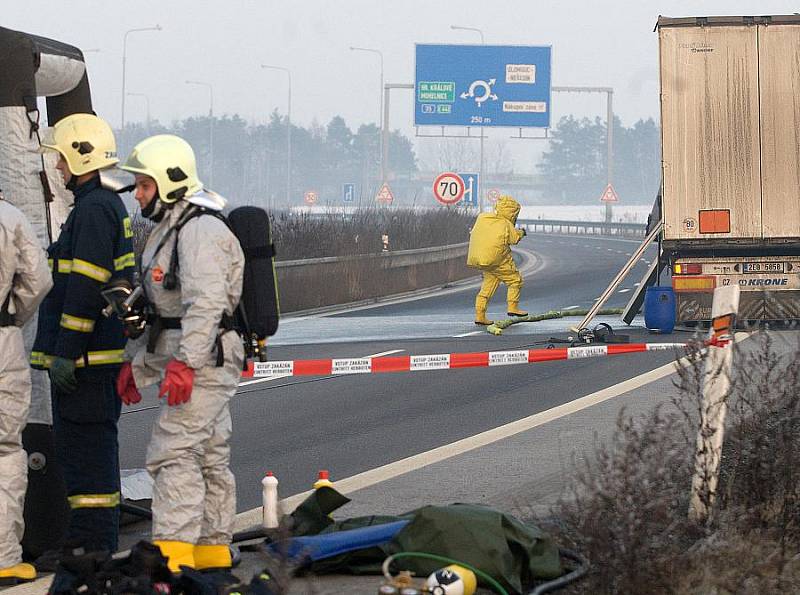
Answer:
[673,263,703,275]
[673,276,716,292]
[698,209,731,234]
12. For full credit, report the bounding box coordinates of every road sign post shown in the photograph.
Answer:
[600,183,619,223]
[457,172,479,207]
[343,183,355,203]
[375,182,394,205]
[432,172,466,205]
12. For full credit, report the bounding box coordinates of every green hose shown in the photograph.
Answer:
[382,551,509,595]
[486,308,624,336]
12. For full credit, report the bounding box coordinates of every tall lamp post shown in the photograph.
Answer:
[185,80,214,188]
[450,25,485,211]
[349,46,385,185]
[126,92,151,135]
[261,65,292,205]
[121,25,161,130]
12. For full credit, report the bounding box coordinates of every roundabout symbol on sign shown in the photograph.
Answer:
[433,172,465,205]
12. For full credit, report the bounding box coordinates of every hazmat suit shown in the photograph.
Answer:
[118,135,245,573]
[0,199,52,583]
[466,195,528,324]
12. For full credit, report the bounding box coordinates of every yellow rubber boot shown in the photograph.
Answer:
[193,544,232,570]
[474,309,494,326]
[0,563,36,585]
[153,540,195,573]
[507,303,528,317]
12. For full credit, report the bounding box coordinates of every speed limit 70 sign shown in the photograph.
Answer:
[433,172,465,205]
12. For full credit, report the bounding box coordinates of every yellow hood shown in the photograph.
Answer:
[495,195,521,223]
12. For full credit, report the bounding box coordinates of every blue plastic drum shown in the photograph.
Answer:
[644,286,676,333]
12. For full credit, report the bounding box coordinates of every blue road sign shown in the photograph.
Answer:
[415,44,551,128]
[343,183,355,203]
[457,172,479,207]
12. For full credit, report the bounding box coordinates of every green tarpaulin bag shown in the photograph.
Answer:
[285,489,563,594]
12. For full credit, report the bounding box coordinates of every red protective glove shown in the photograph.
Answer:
[117,362,142,405]
[159,359,195,406]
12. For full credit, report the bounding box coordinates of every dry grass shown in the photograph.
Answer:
[548,333,800,594]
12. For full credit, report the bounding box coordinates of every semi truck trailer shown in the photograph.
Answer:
[657,15,800,322]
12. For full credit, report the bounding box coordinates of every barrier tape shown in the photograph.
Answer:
[242,342,687,378]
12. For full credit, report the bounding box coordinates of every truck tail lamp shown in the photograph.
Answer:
[698,209,731,234]
[673,275,715,292]
[673,263,703,275]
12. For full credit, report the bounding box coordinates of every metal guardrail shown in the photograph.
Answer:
[519,218,646,237]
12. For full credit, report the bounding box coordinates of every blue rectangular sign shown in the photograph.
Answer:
[415,44,552,128]
[343,183,355,203]
[457,172,479,207]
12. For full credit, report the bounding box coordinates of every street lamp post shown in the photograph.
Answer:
[126,92,151,135]
[185,80,214,188]
[450,25,486,211]
[121,25,161,130]
[349,46,385,185]
[261,65,292,206]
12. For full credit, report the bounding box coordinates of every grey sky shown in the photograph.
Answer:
[6,0,799,173]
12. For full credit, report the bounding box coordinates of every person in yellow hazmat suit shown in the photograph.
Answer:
[466,195,528,325]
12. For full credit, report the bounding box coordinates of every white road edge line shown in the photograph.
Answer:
[453,331,483,337]
[233,337,732,532]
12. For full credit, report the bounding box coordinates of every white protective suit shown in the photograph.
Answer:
[129,197,244,545]
[0,200,52,567]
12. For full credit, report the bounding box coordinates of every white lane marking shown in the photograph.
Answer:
[367,349,404,358]
[563,305,580,310]
[634,283,641,287]
[237,349,404,387]
[454,331,483,337]
[233,349,708,532]
[618,288,632,294]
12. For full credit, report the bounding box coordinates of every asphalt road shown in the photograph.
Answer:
[118,233,668,512]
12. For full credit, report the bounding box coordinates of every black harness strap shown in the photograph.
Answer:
[0,293,13,326]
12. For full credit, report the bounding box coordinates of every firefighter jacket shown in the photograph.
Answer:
[31,176,135,369]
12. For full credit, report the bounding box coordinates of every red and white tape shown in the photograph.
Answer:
[242,342,686,378]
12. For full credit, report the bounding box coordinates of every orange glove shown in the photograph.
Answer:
[159,359,195,406]
[117,362,142,405]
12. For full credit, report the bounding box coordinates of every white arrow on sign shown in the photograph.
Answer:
[460,78,499,106]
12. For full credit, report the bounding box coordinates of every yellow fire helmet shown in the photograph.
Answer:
[120,134,203,203]
[39,113,119,176]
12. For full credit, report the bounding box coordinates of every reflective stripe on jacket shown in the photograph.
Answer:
[32,176,134,369]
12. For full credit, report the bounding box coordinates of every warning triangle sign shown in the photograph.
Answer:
[600,184,619,203]
[375,182,394,205]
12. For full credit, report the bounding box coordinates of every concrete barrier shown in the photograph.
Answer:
[277,242,473,313]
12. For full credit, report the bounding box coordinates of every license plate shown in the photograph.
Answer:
[743,262,784,273]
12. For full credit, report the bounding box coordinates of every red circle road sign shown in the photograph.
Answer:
[304,190,318,205]
[432,172,465,205]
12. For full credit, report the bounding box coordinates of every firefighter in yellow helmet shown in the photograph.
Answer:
[118,135,244,573]
[33,113,134,556]
[466,195,528,325]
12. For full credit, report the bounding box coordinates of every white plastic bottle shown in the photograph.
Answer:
[261,472,279,529]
